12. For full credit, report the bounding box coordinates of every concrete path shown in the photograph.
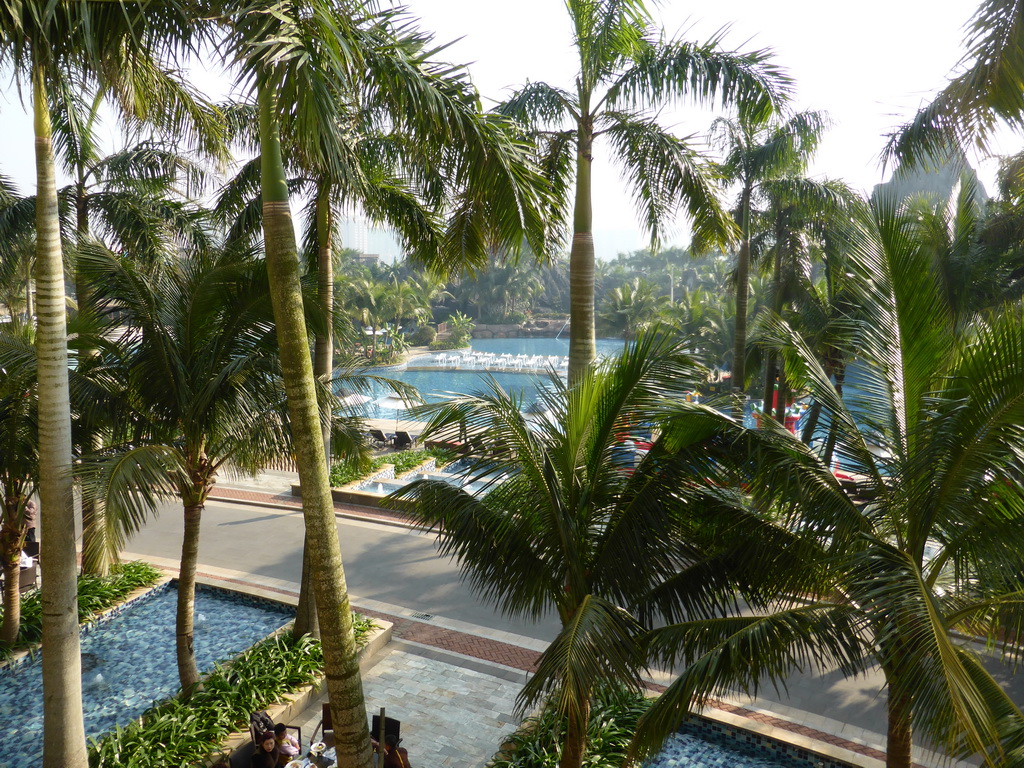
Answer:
[120,469,994,768]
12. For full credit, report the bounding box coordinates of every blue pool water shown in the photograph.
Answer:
[356,338,624,420]
[0,583,292,768]
[651,722,850,768]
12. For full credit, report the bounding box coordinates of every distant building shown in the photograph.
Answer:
[872,149,988,204]
[355,253,381,267]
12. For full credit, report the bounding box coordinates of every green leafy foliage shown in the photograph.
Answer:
[492,686,653,768]
[329,448,454,487]
[6,561,162,650]
[88,618,378,767]
[409,325,436,346]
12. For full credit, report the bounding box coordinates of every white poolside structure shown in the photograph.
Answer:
[425,351,568,373]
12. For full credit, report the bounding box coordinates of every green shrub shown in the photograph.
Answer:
[410,325,436,346]
[428,337,470,350]
[89,619,378,767]
[491,685,652,768]
[330,448,457,487]
[9,561,162,649]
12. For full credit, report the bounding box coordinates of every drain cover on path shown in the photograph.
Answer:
[409,612,434,620]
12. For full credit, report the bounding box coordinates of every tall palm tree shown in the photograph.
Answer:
[221,2,551,764]
[56,92,212,576]
[0,2,221,757]
[79,243,289,695]
[394,333,705,768]
[750,176,854,422]
[709,110,828,395]
[629,192,1024,768]
[499,1,790,381]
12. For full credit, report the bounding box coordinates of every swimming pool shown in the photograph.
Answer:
[0,583,292,768]
[353,338,624,420]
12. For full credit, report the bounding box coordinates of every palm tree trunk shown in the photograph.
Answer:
[800,401,821,443]
[885,676,913,768]
[761,352,776,426]
[24,258,33,322]
[295,181,333,640]
[77,178,110,577]
[314,181,334,469]
[33,59,88,768]
[259,84,373,768]
[568,117,595,384]
[1,557,21,647]
[294,529,320,639]
[559,698,591,768]
[176,501,203,695]
[821,362,846,469]
[0,505,23,647]
[731,188,752,400]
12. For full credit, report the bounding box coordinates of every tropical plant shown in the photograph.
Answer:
[708,110,828,395]
[885,0,1024,170]
[0,2,221,759]
[628,192,1024,768]
[493,685,653,768]
[393,333,705,768]
[750,176,855,422]
[88,618,377,768]
[78,244,289,696]
[58,107,212,576]
[498,0,790,380]
[12,561,162,650]
[446,311,475,347]
[218,1,550,764]
[0,324,38,647]
[597,277,665,339]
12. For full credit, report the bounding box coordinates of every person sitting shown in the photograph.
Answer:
[373,734,411,768]
[251,731,279,768]
[274,722,300,764]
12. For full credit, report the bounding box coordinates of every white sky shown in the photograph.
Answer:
[0,0,1014,261]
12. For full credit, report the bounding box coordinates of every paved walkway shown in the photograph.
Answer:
[134,471,971,768]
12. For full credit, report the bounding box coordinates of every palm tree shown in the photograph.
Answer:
[629,192,1024,768]
[221,2,552,764]
[709,110,828,395]
[885,0,1024,170]
[57,96,212,575]
[79,243,289,695]
[598,276,665,340]
[0,2,221,757]
[498,1,791,381]
[0,325,38,647]
[750,176,854,422]
[393,333,706,768]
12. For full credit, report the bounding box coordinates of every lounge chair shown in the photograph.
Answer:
[393,431,415,449]
[368,429,392,448]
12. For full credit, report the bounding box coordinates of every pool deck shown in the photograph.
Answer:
[129,469,972,768]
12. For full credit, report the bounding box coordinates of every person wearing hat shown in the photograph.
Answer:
[252,731,279,768]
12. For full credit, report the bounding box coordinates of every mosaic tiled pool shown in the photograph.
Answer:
[650,717,852,768]
[0,582,292,768]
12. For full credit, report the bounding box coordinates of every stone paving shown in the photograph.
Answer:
[293,643,526,768]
